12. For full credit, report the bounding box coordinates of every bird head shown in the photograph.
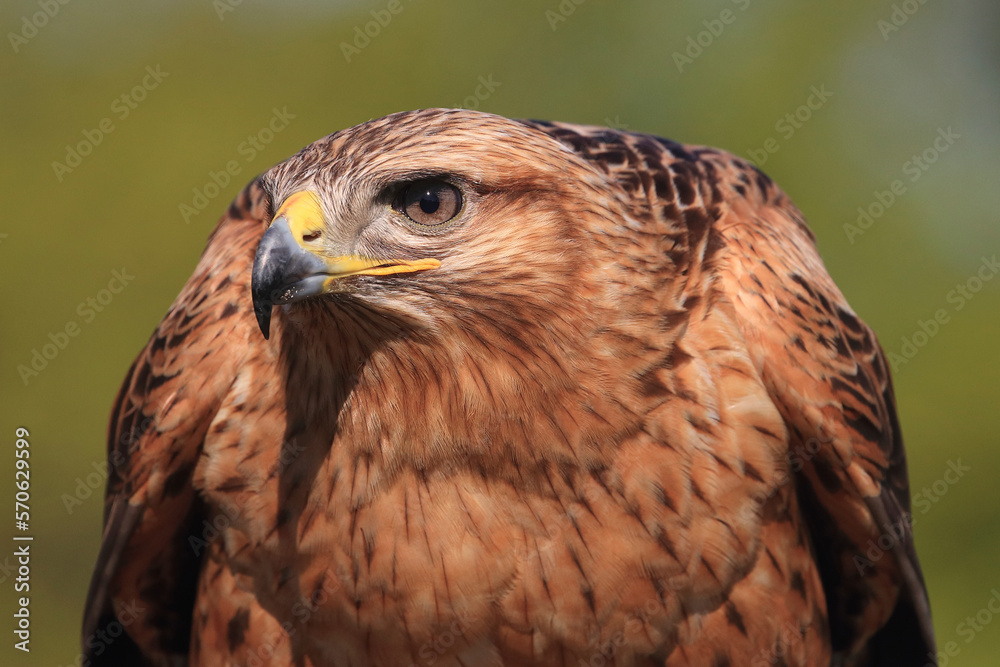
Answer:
[250,187,443,339]
[251,108,610,341]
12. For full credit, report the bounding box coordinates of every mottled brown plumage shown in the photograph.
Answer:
[83,109,934,666]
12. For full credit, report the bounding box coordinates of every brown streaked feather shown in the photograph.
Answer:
[531,120,933,662]
[705,158,934,664]
[82,179,272,664]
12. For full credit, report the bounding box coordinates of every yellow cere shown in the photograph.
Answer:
[274,190,326,249]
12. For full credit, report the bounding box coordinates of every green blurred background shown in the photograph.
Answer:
[1,1,997,664]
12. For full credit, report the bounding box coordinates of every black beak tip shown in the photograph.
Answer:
[253,300,272,340]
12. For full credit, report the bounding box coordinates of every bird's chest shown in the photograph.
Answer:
[192,356,773,664]
[194,408,507,644]
[195,422,709,665]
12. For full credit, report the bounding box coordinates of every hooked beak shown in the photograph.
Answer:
[250,191,441,339]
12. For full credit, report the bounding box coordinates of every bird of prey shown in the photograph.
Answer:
[83,108,934,666]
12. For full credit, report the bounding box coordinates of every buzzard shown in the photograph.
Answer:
[83,109,935,666]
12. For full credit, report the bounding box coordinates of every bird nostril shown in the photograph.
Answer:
[302,232,321,243]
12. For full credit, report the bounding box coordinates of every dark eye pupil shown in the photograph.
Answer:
[398,179,461,225]
[419,191,439,214]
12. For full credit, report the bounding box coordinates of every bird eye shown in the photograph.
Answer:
[395,180,462,226]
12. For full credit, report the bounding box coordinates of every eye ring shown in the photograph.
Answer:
[393,179,463,226]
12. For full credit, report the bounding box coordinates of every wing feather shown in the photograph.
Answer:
[81,180,271,664]
[514,121,934,664]
[711,169,935,665]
